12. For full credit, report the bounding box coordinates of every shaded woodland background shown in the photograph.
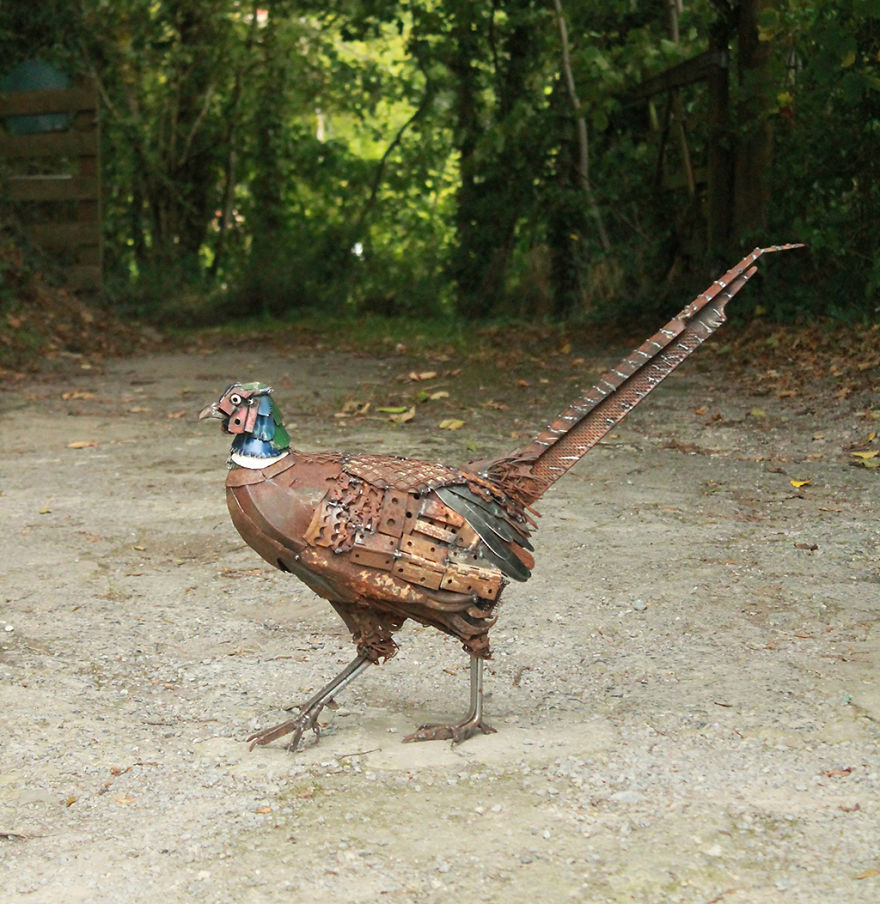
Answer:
[0,0,877,347]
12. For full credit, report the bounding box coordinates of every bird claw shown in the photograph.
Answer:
[246,707,322,752]
[247,655,372,752]
[403,717,496,745]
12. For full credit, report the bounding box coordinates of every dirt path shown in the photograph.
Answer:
[2,339,878,903]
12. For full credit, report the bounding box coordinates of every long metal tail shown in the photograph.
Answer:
[485,244,803,504]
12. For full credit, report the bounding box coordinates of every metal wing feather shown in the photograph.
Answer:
[436,485,533,582]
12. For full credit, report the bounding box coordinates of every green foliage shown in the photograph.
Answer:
[1,0,875,324]
[760,0,880,319]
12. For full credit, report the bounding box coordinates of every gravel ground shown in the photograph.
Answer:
[1,339,878,903]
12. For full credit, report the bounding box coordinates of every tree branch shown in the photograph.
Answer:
[552,0,610,250]
[348,77,435,246]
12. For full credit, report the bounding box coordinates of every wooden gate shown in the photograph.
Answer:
[0,76,102,297]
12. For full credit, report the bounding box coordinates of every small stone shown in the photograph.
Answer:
[610,790,644,803]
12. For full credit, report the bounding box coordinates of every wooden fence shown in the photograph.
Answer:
[0,76,102,296]
[624,44,732,253]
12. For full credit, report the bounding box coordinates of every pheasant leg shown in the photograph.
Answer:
[247,654,372,751]
[403,655,496,744]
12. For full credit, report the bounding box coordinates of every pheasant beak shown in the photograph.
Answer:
[198,402,224,421]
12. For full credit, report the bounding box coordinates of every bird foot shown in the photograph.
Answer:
[403,717,496,745]
[246,654,372,753]
[247,705,323,752]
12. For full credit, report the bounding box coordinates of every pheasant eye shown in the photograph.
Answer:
[229,393,243,405]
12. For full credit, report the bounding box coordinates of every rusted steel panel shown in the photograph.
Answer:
[413,518,459,544]
[378,490,409,537]
[399,532,445,562]
[421,494,466,526]
[351,532,396,570]
[452,522,480,550]
[393,555,446,590]
[442,562,503,599]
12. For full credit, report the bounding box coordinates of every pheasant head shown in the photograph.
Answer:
[199,382,290,468]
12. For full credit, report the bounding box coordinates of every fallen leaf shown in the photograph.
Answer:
[336,399,370,417]
[408,371,437,381]
[255,806,273,814]
[67,441,98,449]
[62,390,97,400]
[855,868,879,880]
[128,406,151,413]
[39,507,51,514]
[749,407,767,418]
[388,406,415,424]
[795,543,818,551]
[428,390,449,400]
[65,796,77,807]
[790,478,812,488]
[438,418,465,431]
[824,767,852,778]
[166,410,187,419]
[377,405,410,414]
[851,451,880,469]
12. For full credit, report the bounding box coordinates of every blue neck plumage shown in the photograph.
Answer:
[231,426,285,458]
[228,398,291,469]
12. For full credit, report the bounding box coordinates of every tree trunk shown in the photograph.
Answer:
[552,0,609,254]
[250,8,288,247]
[706,4,735,256]
[448,3,536,318]
[732,0,775,242]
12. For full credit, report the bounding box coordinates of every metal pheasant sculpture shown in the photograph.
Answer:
[200,245,801,751]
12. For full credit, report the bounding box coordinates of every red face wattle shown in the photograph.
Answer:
[198,385,258,434]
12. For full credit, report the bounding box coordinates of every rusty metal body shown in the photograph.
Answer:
[201,245,802,749]
[224,451,527,660]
